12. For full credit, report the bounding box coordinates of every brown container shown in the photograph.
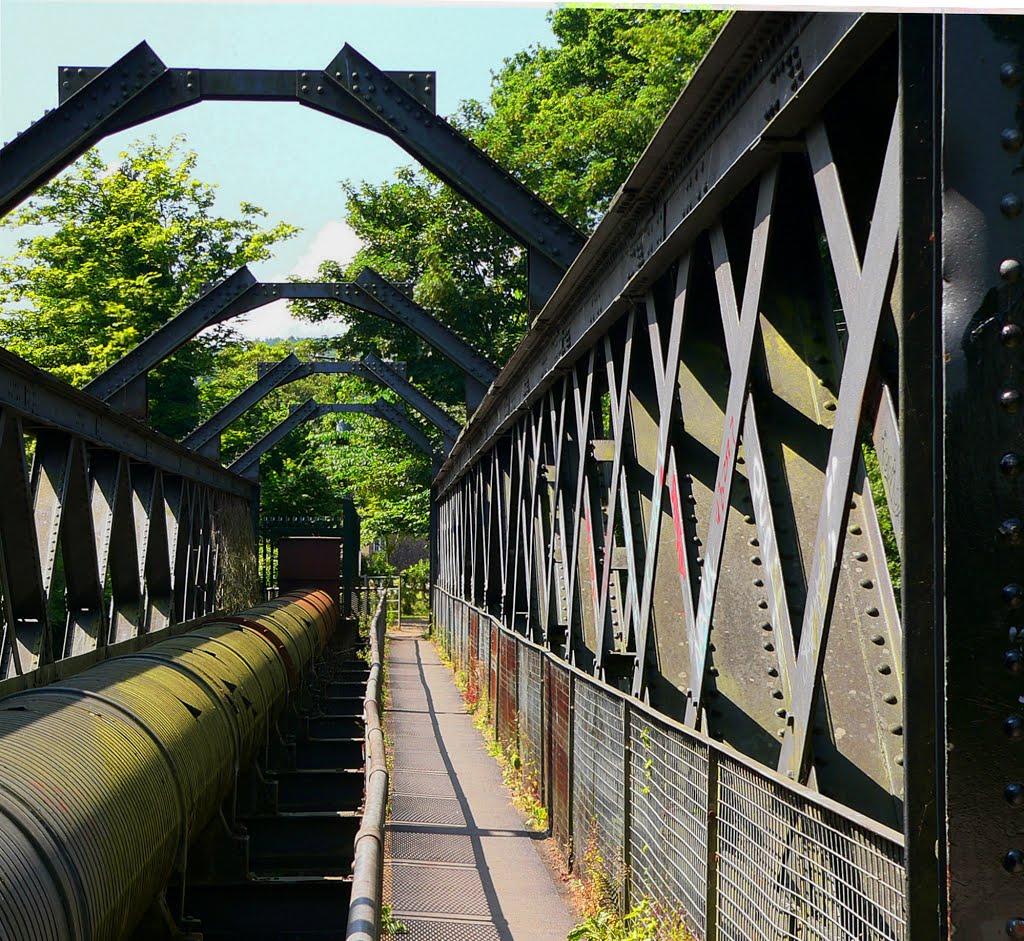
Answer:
[278,537,342,615]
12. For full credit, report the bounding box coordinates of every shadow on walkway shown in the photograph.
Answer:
[382,631,577,941]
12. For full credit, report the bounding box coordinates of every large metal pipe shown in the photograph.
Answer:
[0,589,335,941]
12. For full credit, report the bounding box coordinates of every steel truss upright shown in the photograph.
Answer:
[433,12,1024,938]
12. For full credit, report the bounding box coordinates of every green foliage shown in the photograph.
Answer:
[0,137,297,437]
[401,558,431,616]
[861,443,901,605]
[380,905,408,935]
[365,552,397,576]
[469,8,731,229]
[288,9,727,543]
[1,13,728,552]
[567,898,693,941]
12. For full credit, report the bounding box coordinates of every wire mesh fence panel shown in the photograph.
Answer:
[716,757,906,941]
[545,659,572,857]
[517,642,544,802]
[489,621,499,732]
[498,632,518,749]
[458,601,469,669]
[469,609,480,677]
[572,677,627,904]
[628,708,711,939]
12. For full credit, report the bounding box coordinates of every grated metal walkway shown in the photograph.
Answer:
[383,627,578,941]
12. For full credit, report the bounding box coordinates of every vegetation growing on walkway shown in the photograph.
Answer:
[566,823,695,941]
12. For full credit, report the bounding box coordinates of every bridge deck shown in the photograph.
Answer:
[383,625,577,940]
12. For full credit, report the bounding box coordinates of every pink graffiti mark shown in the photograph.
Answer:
[669,467,688,580]
[712,414,737,526]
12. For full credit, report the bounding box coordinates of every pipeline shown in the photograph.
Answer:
[346,592,388,941]
[0,589,335,941]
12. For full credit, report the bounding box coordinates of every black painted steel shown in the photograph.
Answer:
[2,42,582,308]
[81,268,493,422]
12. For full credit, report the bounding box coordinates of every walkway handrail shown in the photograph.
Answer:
[346,592,389,940]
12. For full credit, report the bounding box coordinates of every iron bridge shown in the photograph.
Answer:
[0,11,1018,941]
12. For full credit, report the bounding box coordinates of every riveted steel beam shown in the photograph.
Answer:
[180,354,304,459]
[435,12,895,492]
[355,268,498,409]
[325,44,585,273]
[84,267,262,413]
[0,348,253,498]
[318,401,435,457]
[84,272,492,421]
[7,43,581,309]
[227,395,435,482]
[228,399,320,480]
[361,353,461,447]
[193,353,458,462]
[0,42,169,217]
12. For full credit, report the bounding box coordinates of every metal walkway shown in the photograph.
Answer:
[383,626,577,940]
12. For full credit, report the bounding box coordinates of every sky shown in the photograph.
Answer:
[0,0,556,338]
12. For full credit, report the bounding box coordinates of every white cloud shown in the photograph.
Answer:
[234,219,363,340]
[291,219,363,280]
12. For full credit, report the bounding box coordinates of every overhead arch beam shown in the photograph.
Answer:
[181,354,459,461]
[0,42,584,308]
[228,398,433,480]
[83,267,497,417]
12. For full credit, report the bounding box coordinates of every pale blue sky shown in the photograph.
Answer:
[0,0,556,337]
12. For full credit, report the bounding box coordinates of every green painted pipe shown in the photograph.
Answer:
[0,589,335,941]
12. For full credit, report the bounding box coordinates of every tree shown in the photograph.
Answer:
[288,10,728,545]
[468,8,731,228]
[0,136,297,437]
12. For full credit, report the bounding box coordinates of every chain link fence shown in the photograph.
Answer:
[433,587,907,941]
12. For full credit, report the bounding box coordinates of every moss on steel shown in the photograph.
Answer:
[0,589,335,941]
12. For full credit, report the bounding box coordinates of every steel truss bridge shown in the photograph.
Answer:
[0,10,1018,941]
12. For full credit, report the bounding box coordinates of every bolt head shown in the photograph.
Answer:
[1006,782,1024,805]
[1001,518,1024,544]
[1004,323,1024,348]
[1003,194,1023,218]
[1002,259,1023,282]
[1002,452,1024,476]
[1009,650,1024,674]
[1005,849,1024,874]
[1010,918,1024,940]
[1002,62,1024,86]
[1002,389,1022,412]
[1006,584,1024,609]
[1005,714,1024,739]
[1004,128,1024,153]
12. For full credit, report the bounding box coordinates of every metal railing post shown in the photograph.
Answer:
[705,748,720,941]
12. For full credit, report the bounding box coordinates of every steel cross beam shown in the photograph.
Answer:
[180,353,304,460]
[317,401,434,456]
[228,398,321,480]
[229,398,435,480]
[181,354,458,461]
[355,268,498,410]
[83,269,495,419]
[360,353,461,446]
[1,42,583,307]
